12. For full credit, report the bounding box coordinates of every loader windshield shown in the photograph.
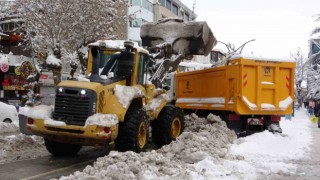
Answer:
[99,53,113,69]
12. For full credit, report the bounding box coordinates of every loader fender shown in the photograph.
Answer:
[145,94,170,120]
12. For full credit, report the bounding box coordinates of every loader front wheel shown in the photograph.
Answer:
[115,108,148,153]
[44,138,81,156]
[151,105,185,147]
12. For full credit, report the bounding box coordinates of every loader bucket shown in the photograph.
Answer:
[140,18,217,56]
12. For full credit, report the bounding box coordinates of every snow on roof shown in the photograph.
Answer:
[230,54,295,62]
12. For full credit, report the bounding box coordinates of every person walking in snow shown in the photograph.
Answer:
[309,99,316,116]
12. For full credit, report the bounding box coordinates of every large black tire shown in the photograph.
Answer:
[44,138,81,156]
[115,108,148,153]
[151,105,185,147]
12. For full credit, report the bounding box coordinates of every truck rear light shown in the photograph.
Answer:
[104,127,110,133]
[270,115,281,122]
[27,118,34,124]
[228,114,240,121]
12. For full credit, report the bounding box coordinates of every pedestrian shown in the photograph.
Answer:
[309,99,315,116]
[304,100,308,109]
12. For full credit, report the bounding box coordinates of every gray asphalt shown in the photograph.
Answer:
[0,146,111,180]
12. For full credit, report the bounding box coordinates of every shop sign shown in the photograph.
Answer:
[19,61,34,79]
[0,54,9,73]
[39,71,54,86]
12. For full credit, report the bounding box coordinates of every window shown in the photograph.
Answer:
[142,0,153,12]
[184,13,189,22]
[172,4,178,15]
[159,0,165,6]
[165,0,171,10]
[137,53,149,84]
[130,0,141,6]
[130,18,143,28]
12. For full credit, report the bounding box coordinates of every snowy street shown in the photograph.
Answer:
[0,108,318,179]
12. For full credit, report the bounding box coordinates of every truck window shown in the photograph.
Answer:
[137,53,148,84]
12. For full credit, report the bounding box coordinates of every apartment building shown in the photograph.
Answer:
[127,0,196,44]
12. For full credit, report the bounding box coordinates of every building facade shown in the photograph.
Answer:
[127,0,196,45]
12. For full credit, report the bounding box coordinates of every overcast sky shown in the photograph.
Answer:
[182,0,319,59]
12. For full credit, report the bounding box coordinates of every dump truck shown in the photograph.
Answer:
[26,18,216,156]
[174,55,296,134]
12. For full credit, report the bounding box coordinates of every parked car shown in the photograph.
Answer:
[0,101,19,123]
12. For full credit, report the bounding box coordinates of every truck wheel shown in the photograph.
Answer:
[44,138,81,156]
[3,118,12,123]
[115,108,148,153]
[151,105,185,147]
[266,122,282,134]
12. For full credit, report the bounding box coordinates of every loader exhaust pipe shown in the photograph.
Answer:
[89,47,101,82]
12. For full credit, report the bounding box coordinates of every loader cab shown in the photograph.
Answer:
[98,41,150,86]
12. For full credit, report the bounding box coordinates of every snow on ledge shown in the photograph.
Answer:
[261,81,274,85]
[176,97,225,104]
[114,85,145,109]
[261,103,275,110]
[44,119,66,126]
[242,96,257,109]
[279,96,293,110]
[230,54,294,62]
[145,94,170,111]
[26,105,53,119]
[85,114,118,127]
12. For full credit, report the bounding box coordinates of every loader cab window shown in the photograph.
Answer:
[99,53,113,69]
[101,49,135,85]
[137,53,149,84]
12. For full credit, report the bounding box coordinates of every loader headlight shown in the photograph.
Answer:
[80,89,86,95]
[58,87,63,93]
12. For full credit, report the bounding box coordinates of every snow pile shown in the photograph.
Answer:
[85,114,119,127]
[0,122,19,134]
[145,94,170,111]
[60,113,237,179]
[26,105,53,120]
[230,54,295,62]
[114,85,144,109]
[0,102,19,123]
[230,109,312,176]
[0,134,48,164]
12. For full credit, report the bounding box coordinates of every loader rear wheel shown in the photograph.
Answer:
[44,138,81,156]
[115,108,148,153]
[151,105,185,147]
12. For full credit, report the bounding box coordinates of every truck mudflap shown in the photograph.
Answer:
[27,118,119,146]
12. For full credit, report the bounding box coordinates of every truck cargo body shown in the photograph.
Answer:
[175,56,296,133]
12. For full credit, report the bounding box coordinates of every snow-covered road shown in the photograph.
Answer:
[0,108,316,179]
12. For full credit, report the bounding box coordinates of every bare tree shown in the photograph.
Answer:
[291,48,305,103]
[11,0,127,85]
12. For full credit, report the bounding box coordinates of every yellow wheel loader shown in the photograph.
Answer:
[26,18,215,156]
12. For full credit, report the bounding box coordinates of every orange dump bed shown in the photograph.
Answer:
[175,57,296,115]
